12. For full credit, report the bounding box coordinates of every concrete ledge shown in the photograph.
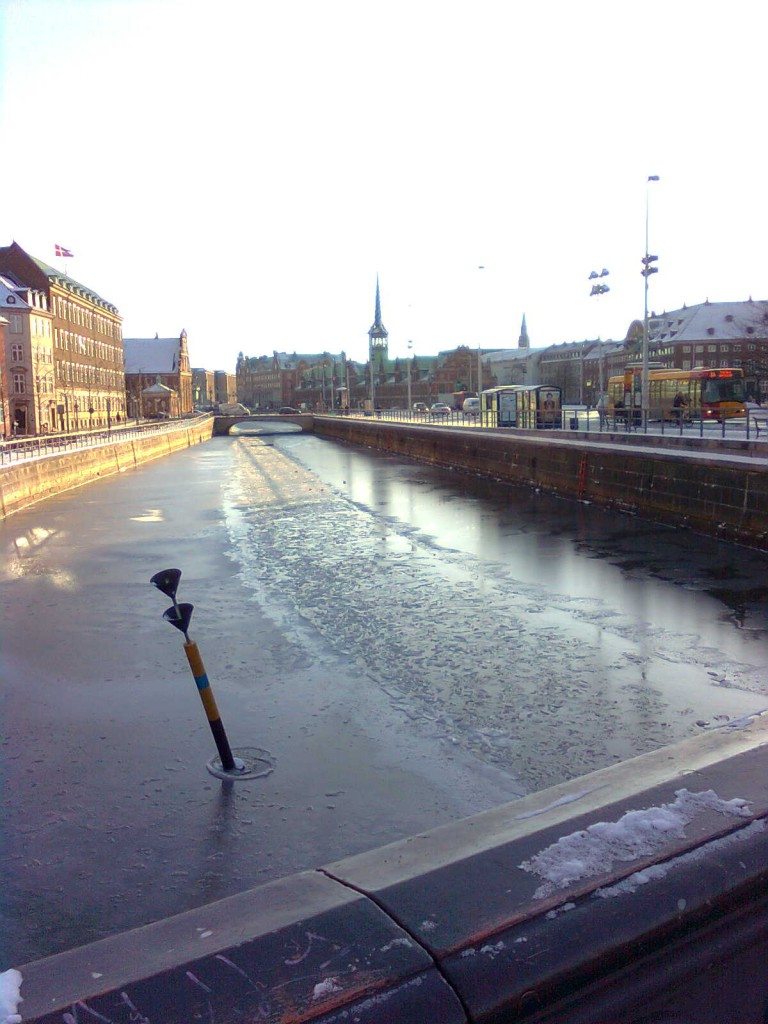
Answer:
[20,870,466,1024]
[17,717,768,1023]
[0,420,214,520]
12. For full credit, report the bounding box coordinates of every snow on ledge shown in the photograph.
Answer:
[519,788,752,899]
[0,970,22,1024]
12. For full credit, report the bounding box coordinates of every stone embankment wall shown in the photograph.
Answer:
[0,419,214,520]
[314,418,768,550]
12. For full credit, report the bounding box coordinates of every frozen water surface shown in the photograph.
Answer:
[226,432,768,790]
[1,429,766,965]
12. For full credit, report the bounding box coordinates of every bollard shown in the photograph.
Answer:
[150,568,242,776]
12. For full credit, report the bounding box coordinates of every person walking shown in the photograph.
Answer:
[673,390,688,425]
[596,392,608,430]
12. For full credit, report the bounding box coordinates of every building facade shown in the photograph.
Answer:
[0,314,8,438]
[0,274,54,435]
[0,242,125,433]
[191,368,216,409]
[214,370,237,407]
[123,332,193,418]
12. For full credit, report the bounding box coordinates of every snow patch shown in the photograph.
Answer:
[0,970,22,1024]
[595,819,765,898]
[520,789,752,898]
[379,937,412,953]
[514,786,605,820]
[480,941,505,959]
[312,977,343,1001]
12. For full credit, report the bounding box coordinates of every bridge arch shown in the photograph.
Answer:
[213,413,314,436]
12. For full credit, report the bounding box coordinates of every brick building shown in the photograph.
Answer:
[191,367,215,409]
[124,332,193,418]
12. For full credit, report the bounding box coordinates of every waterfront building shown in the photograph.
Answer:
[0,242,125,433]
[236,351,306,410]
[124,332,193,418]
[0,314,8,438]
[645,299,768,399]
[214,370,237,407]
[0,273,54,435]
[192,367,215,409]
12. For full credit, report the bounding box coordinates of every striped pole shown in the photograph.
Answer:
[151,567,241,775]
[183,639,237,773]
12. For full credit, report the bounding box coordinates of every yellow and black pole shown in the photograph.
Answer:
[151,568,242,775]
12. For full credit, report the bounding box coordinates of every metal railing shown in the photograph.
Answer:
[0,414,212,466]
[330,406,768,443]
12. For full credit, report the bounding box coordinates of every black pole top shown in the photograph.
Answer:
[151,568,182,600]
[163,602,194,637]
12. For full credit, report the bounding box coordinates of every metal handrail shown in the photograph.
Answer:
[324,406,767,443]
[0,414,212,466]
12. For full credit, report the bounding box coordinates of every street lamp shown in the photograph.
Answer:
[407,339,413,414]
[476,266,485,396]
[641,175,660,423]
[589,268,610,396]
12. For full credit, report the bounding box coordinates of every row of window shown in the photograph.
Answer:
[54,328,122,365]
[55,360,123,388]
[52,295,121,339]
[682,344,760,353]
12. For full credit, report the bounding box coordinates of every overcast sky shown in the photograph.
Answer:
[2,0,766,371]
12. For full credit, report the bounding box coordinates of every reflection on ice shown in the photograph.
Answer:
[223,437,768,792]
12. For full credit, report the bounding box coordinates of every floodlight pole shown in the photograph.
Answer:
[589,269,610,400]
[641,176,660,423]
[407,340,413,413]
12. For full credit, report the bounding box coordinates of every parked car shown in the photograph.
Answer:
[429,403,451,418]
[279,406,299,414]
[412,402,428,415]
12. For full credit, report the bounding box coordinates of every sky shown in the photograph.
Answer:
[1,0,767,372]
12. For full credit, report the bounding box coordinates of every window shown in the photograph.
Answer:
[682,359,691,370]
[11,343,23,361]
[707,345,717,352]
[13,373,25,394]
[683,346,691,353]
[9,314,22,333]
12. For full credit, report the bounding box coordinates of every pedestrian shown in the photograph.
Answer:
[673,390,688,424]
[596,392,608,429]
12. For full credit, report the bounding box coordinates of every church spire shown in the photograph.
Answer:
[369,275,388,340]
[518,313,530,349]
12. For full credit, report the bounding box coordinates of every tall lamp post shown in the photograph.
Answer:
[476,265,485,396]
[589,268,610,397]
[641,175,660,423]
[406,339,413,413]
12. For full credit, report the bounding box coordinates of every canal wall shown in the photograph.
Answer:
[0,419,214,520]
[18,715,768,1024]
[313,418,768,550]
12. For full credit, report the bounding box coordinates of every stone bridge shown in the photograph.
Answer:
[213,413,315,435]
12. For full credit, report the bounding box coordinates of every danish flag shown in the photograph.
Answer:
[55,244,74,258]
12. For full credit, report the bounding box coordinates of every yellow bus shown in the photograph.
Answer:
[608,366,746,423]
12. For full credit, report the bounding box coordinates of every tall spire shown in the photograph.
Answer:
[368,275,388,341]
[518,313,530,349]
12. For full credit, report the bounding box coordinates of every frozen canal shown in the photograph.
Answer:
[2,426,767,965]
